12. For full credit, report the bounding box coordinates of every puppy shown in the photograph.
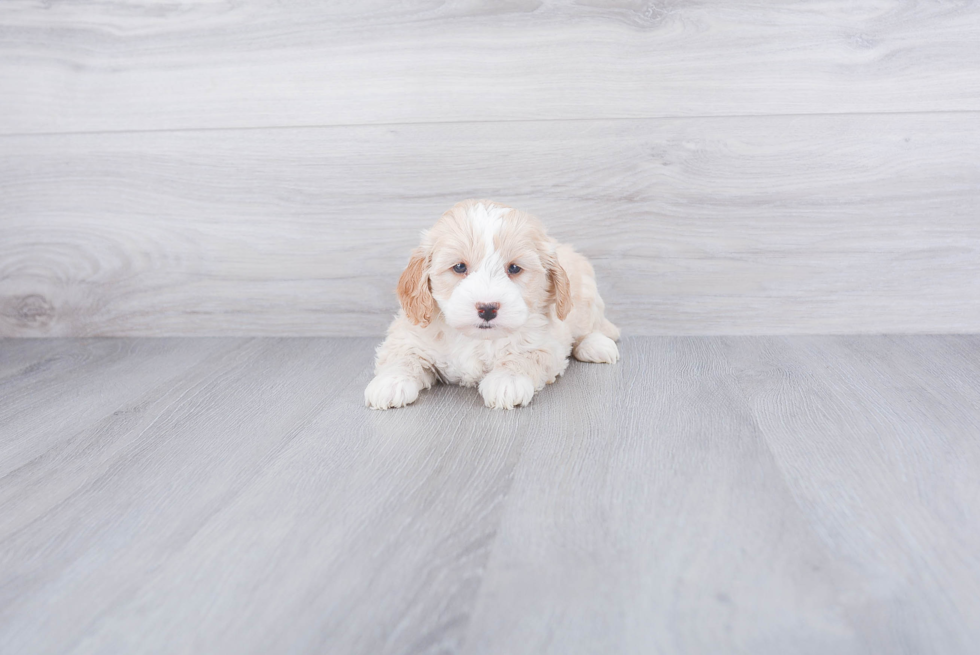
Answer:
[365,199,620,410]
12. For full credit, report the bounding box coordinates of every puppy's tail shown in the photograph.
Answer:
[599,318,620,342]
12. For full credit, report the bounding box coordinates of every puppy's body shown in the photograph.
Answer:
[366,200,619,410]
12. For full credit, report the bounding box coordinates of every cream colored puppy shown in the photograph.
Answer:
[365,199,620,410]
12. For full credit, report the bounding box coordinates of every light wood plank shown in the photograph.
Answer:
[2,113,979,337]
[746,335,980,653]
[464,337,862,654]
[2,337,980,653]
[0,338,237,482]
[0,338,528,655]
[1,1,979,134]
[462,336,980,654]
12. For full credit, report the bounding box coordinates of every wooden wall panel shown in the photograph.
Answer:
[2,113,978,337]
[1,1,979,134]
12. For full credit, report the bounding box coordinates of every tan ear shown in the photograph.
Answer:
[397,247,434,327]
[545,252,572,321]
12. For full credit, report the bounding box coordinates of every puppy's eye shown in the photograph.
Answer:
[452,262,467,274]
[507,263,522,275]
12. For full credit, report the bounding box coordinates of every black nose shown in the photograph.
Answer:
[476,303,499,321]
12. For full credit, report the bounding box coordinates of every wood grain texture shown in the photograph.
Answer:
[1,336,979,654]
[464,336,980,654]
[2,113,979,337]
[2,1,980,134]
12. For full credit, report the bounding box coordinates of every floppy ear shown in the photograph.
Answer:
[397,247,435,327]
[544,251,572,321]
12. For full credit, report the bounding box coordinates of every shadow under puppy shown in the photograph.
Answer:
[366,199,620,410]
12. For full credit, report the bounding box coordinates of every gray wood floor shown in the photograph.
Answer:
[2,336,979,654]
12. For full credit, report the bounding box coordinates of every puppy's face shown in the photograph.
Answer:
[397,201,570,339]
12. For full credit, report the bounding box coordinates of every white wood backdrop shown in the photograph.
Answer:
[3,0,980,134]
[1,1,979,336]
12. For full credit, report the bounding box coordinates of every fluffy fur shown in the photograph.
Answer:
[365,200,620,410]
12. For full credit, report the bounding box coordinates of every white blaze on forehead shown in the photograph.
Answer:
[469,203,509,259]
[438,202,529,335]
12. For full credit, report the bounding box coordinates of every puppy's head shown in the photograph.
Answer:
[397,200,571,339]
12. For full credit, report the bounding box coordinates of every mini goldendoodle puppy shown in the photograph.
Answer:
[365,199,620,410]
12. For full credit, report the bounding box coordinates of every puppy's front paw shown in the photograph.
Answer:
[365,373,422,410]
[479,370,535,410]
[573,332,620,364]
